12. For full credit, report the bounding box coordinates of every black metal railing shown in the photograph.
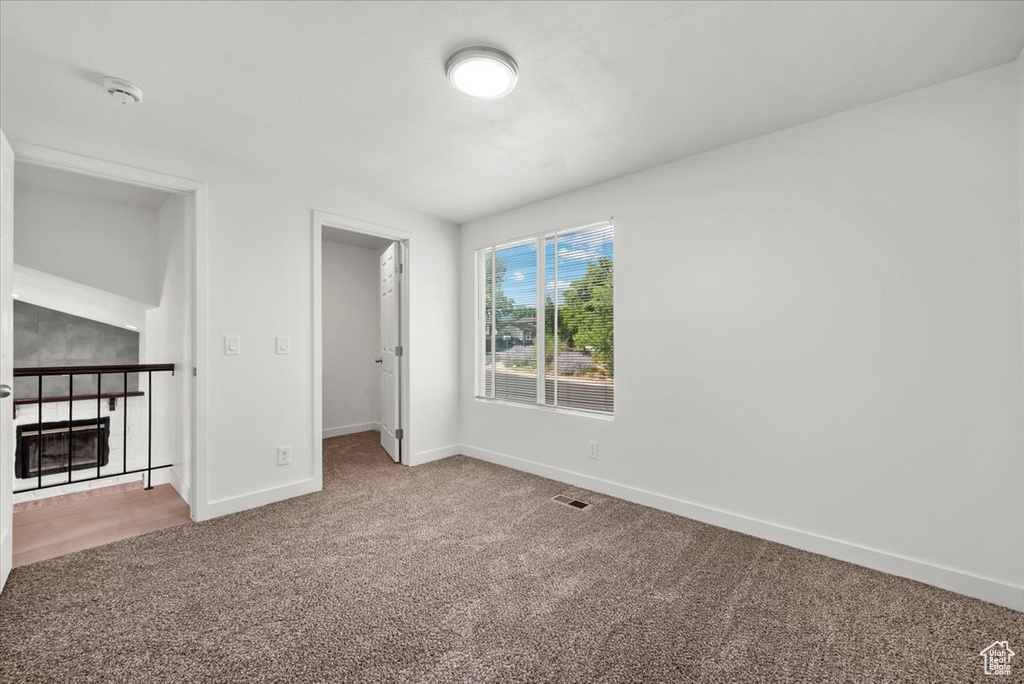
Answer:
[12,363,175,493]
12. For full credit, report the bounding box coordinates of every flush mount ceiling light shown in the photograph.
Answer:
[103,76,144,105]
[445,46,518,99]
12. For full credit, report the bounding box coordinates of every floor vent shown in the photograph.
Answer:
[552,494,591,510]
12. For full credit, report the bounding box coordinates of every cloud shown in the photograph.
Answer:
[558,247,599,262]
[511,271,525,282]
[545,280,573,293]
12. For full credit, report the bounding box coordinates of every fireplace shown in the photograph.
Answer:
[15,418,111,479]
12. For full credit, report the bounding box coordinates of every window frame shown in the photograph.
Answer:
[474,219,614,418]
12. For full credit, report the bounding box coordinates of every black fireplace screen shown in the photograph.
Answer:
[15,418,111,479]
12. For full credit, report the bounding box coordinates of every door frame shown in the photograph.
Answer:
[312,210,412,479]
[9,141,211,520]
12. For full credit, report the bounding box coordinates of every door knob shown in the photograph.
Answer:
[374,358,383,364]
[0,384,11,399]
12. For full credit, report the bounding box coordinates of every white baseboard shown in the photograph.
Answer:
[167,467,192,514]
[460,444,1024,613]
[410,444,461,467]
[203,478,321,520]
[323,422,380,439]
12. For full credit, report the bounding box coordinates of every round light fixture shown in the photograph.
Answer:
[445,47,518,100]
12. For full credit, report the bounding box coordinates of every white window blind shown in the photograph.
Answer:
[477,221,614,414]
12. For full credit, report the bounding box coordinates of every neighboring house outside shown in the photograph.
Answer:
[486,317,537,352]
[497,324,525,351]
[514,316,537,341]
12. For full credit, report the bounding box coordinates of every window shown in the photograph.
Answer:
[477,220,614,414]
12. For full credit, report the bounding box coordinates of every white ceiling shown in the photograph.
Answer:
[15,162,174,210]
[2,1,1022,224]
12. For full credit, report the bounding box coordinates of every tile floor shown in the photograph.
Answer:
[12,484,191,567]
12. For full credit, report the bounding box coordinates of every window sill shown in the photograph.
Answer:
[474,396,614,421]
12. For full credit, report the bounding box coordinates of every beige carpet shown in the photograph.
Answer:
[1,431,1020,683]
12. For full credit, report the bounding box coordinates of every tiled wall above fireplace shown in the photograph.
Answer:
[13,300,140,399]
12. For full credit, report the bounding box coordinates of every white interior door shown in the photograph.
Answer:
[0,130,15,591]
[379,242,401,463]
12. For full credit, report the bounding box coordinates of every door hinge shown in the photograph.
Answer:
[395,428,403,440]
[398,263,404,274]
[395,345,403,357]
[193,367,197,377]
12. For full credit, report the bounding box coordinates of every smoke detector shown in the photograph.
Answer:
[103,77,144,105]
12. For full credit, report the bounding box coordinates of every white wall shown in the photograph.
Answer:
[13,183,162,304]
[197,174,456,513]
[460,64,1024,610]
[14,130,462,519]
[12,265,149,333]
[321,240,381,435]
[145,194,192,504]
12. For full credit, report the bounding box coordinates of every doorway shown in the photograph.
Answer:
[312,212,411,478]
[0,137,209,589]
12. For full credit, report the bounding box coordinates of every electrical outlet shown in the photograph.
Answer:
[588,440,599,460]
[277,446,291,466]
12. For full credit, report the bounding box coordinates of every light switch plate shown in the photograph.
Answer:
[224,335,241,355]
[276,336,290,354]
